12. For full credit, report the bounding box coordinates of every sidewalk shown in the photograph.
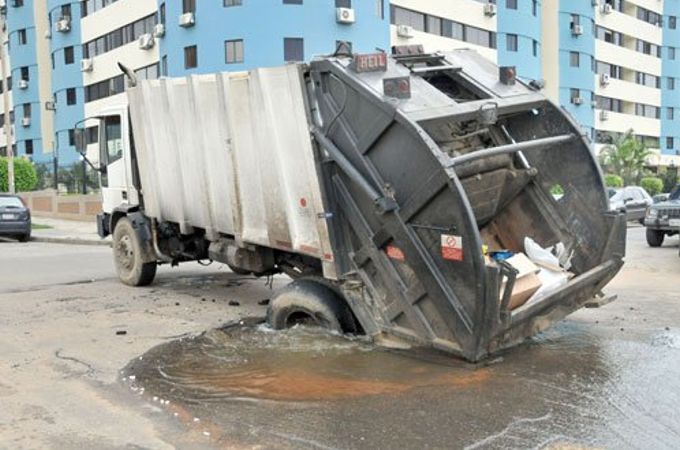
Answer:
[31,217,111,246]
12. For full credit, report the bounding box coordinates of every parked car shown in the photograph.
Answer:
[609,186,654,222]
[0,195,31,242]
[644,184,680,247]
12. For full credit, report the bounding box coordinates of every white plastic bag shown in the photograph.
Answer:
[524,237,561,271]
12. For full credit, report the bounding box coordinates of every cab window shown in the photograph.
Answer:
[103,115,122,164]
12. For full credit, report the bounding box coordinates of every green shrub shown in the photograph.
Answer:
[640,177,664,196]
[604,174,624,188]
[0,157,38,192]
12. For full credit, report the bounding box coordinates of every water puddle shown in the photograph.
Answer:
[123,319,489,403]
[122,321,680,449]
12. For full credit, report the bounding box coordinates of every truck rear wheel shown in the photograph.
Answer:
[646,228,665,247]
[113,217,157,286]
[267,279,355,334]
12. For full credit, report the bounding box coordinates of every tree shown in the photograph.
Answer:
[640,177,663,196]
[599,130,650,185]
[0,157,38,192]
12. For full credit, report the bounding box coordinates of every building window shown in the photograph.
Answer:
[135,63,160,81]
[283,0,303,4]
[571,14,580,29]
[64,46,74,65]
[532,0,537,16]
[66,88,77,105]
[68,129,76,146]
[667,137,674,149]
[225,39,244,64]
[184,45,198,69]
[336,0,351,7]
[13,0,24,7]
[670,47,676,60]
[284,37,304,62]
[426,16,442,35]
[25,140,33,155]
[20,66,29,81]
[159,3,165,24]
[668,107,674,120]
[570,88,581,103]
[23,103,31,118]
[669,78,675,90]
[506,0,517,10]
[569,51,580,67]
[161,55,168,76]
[82,14,156,59]
[376,0,384,19]
[671,16,677,30]
[84,75,125,103]
[506,34,518,52]
[183,0,195,13]
[224,0,242,5]
[17,29,27,45]
[532,40,538,57]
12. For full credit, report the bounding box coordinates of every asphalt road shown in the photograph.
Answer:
[0,228,679,449]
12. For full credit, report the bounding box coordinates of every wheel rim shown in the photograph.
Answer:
[115,234,135,274]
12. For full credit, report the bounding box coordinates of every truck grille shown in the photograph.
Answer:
[658,208,680,218]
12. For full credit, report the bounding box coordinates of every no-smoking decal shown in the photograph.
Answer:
[441,234,463,261]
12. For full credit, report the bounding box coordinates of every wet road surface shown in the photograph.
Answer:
[123,228,680,449]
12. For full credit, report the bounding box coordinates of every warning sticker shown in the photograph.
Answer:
[441,234,463,261]
[386,245,405,262]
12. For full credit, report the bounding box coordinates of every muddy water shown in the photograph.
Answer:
[123,320,680,449]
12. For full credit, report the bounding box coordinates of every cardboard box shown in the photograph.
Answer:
[500,253,543,310]
[504,272,542,310]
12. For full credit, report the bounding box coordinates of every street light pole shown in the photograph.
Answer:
[0,23,14,194]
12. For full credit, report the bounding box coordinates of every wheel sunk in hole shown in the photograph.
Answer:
[267,278,360,334]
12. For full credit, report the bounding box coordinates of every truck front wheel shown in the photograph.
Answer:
[267,279,356,334]
[646,228,665,247]
[113,217,157,286]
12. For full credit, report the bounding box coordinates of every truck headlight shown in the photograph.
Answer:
[646,208,658,219]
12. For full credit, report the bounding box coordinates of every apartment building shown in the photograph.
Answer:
[2,0,679,171]
[1,0,390,169]
[390,0,680,166]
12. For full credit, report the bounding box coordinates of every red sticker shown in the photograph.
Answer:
[386,245,405,262]
[441,234,463,261]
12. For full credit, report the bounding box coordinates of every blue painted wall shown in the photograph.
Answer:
[661,1,680,156]
[48,0,84,166]
[497,0,542,82]
[157,0,390,76]
[6,0,45,163]
[558,0,595,138]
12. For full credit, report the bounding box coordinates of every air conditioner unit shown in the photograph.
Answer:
[55,17,70,32]
[600,110,610,121]
[153,23,165,38]
[336,7,355,24]
[600,73,611,86]
[18,79,28,89]
[80,58,93,72]
[21,117,30,127]
[572,96,583,105]
[138,33,154,50]
[44,29,51,39]
[484,3,497,17]
[45,101,56,111]
[602,3,613,14]
[179,12,195,27]
[397,24,414,39]
[572,24,584,36]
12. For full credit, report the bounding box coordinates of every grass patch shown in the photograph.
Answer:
[31,223,53,230]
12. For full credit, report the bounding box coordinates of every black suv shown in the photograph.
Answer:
[643,185,680,247]
[0,194,31,242]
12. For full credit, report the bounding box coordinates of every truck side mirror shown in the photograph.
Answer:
[74,128,87,153]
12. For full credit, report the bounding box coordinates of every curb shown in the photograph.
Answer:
[31,236,111,247]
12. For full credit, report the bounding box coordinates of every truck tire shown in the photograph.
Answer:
[267,279,355,334]
[113,217,157,286]
[646,228,665,247]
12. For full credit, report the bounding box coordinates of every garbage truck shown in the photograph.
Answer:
[82,48,626,361]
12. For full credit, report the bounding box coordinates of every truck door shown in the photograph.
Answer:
[100,114,138,213]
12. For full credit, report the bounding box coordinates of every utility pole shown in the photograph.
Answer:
[0,17,13,193]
